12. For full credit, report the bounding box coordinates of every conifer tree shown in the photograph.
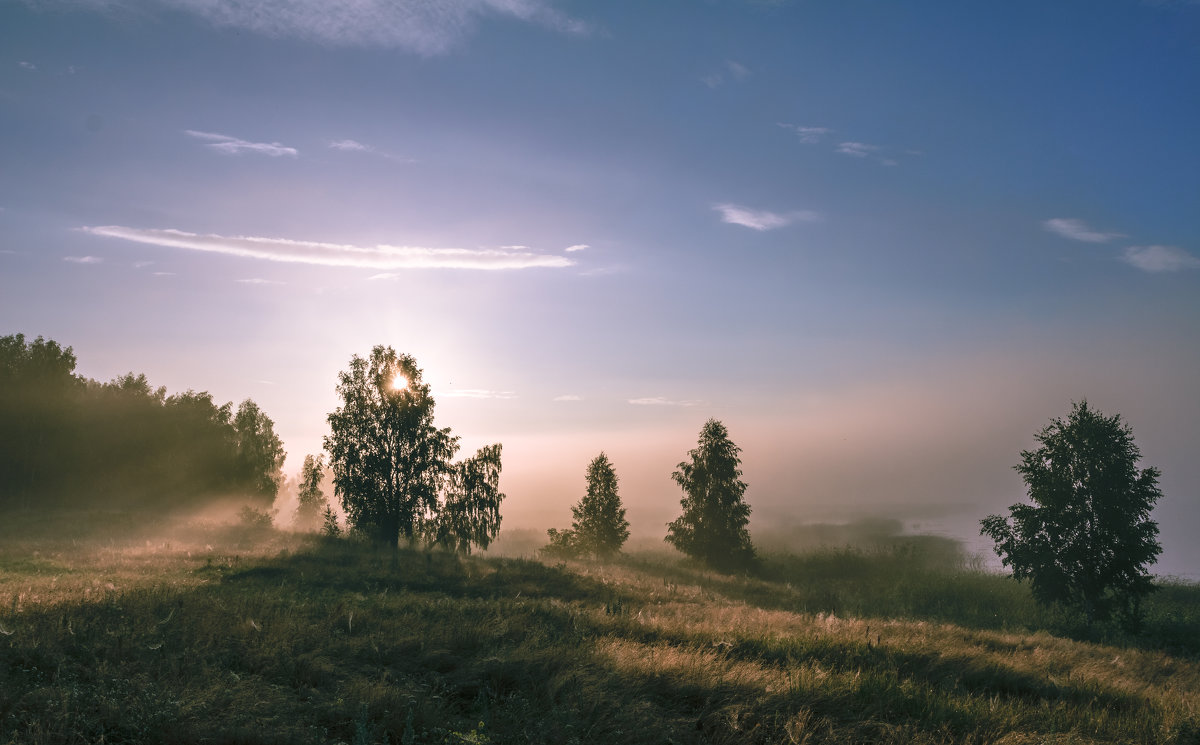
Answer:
[572,452,630,557]
[543,452,630,559]
[665,419,756,572]
[294,453,329,530]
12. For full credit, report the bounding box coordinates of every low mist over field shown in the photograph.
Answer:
[3,0,1198,577]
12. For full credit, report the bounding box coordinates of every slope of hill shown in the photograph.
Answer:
[1,512,1197,744]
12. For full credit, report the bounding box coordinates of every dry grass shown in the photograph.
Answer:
[1,511,1197,744]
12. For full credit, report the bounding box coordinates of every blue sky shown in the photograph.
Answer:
[2,0,1198,575]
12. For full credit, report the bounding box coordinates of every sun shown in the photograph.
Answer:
[391,372,410,392]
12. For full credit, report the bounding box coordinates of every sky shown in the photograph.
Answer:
[2,0,1198,577]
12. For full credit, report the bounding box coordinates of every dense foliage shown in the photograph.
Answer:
[982,400,1163,626]
[0,333,284,510]
[324,346,504,551]
[544,452,630,559]
[665,418,756,572]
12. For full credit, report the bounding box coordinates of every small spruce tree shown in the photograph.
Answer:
[543,453,630,559]
[665,419,756,572]
[573,453,630,558]
[294,453,329,530]
[321,505,342,538]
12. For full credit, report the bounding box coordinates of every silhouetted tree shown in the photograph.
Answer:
[321,505,342,538]
[666,419,756,572]
[0,332,286,511]
[232,399,285,502]
[981,400,1163,627]
[434,444,504,554]
[545,453,629,559]
[294,453,329,530]
[324,346,504,551]
[541,527,579,559]
[0,334,80,506]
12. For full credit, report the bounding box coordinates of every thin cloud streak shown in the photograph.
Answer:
[439,389,517,399]
[185,130,298,157]
[837,141,880,157]
[564,244,588,252]
[63,256,102,264]
[328,138,413,163]
[628,396,699,407]
[57,0,589,54]
[714,203,820,231]
[81,226,577,271]
[553,394,582,401]
[1043,218,1123,243]
[1122,245,1200,272]
[778,123,832,144]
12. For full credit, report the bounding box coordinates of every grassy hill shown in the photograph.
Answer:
[1,511,1197,744]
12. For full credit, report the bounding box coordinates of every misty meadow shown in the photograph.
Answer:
[4,1,1200,743]
[2,334,1198,744]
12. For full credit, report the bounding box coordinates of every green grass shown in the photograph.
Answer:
[1,511,1198,744]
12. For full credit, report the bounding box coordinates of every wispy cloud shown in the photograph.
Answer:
[837,141,880,158]
[564,244,589,253]
[185,130,298,157]
[703,59,750,88]
[1121,246,1200,272]
[19,61,36,71]
[714,203,820,231]
[82,225,575,271]
[235,278,286,285]
[781,124,903,165]
[63,255,102,264]
[553,394,582,402]
[628,396,700,407]
[439,389,517,399]
[328,138,412,163]
[60,0,589,54]
[329,139,369,152]
[1042,218,1124,243]
[778,123,832,144]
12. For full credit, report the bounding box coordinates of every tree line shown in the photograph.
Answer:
[2,334,1167,628]
[0,333,284,511]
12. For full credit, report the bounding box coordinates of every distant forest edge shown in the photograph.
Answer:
[0,333,284,511]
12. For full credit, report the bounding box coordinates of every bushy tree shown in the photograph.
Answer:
[233,399,286,501]
[544,453,630,559]
[294,453,329,530]
[324,346,505,550]
[981,400,1163,627]
[435,444,504,554]
[665,419,756,572]
[0,334,80,506]
[0,333,285,510]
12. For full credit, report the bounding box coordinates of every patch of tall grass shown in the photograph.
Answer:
[1,512,1197,743]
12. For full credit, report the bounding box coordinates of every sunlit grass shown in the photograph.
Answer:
[1,511,1197,743]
